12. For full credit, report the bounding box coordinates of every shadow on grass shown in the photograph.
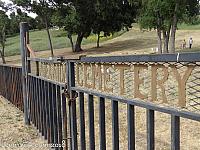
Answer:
[80,38,157,55]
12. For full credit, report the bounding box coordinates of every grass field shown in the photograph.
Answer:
[178,23,200,30]
[3,23,200,58]
[4,29,125,56]
[3,24,200,65]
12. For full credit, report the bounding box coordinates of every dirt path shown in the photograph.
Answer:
[0,96,49,150]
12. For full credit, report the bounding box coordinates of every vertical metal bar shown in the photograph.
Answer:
[112,100,119,150]
[88,94,95,150]
[61,92,67,150]
[66,61,72,150]
[52,84,58,149]
[71,92,78,150]
[79,92,86,150]
[48,82,54,144]
[32,77,36,126]
[4,67,8,100]
[128,104,135,150]
[35,78,39,129]
[99,97,106,150]
[171,115,180,150]
[44,80,49,140]
[68,61,78,150]
[38,78,42,133]
[20,22,30,125]
[18,68,22,109]
[26,75,29,118]
[44,81,50,143]
[68,99,72,150]
[40,79,45,136]
[147,109,155,150]
[29,76,33,122]
[27,73,31,121]
[35,77,38,129]
[56,85,63,149]
[36,61,39,76]
[42,79,47,138]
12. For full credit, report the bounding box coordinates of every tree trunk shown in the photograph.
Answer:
[0,48,6,64]
[67,34,75,52]
[156,11,163,54]
[166,24,171,52]
[169,3,178,53]
[163,27,171,54]
[97,32,100,48]
[157,29,162,54]
[0,25,6,64]
[45,18,54,57]
[163,31,168,53]
[74,33,84,52]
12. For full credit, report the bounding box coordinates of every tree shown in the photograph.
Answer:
[138,0,199,54]
[51,2,77,52]
[70,0,96,52]
[93,0,137,48]
[8,10,37,34]
[0,10,9,64]
[13,0,55,57]
[35,16,45,30]
[52,0,137,52]
[51,0,95,52]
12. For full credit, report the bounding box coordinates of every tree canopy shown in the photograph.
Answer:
[51,0,138,52]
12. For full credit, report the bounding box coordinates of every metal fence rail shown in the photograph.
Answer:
[0,65,23,111]
[27,57,67,83]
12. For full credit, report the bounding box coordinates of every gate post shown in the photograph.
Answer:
[20,22,30,125]
[67,61,78,150]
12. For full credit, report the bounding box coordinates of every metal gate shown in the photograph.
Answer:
[19,22,200,150]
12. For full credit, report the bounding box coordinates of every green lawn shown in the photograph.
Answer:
[4,29,125,56]
[178,23,200,30]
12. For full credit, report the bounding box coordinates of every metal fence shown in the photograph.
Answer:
[27,72,67,149]
[0,64,23,111]
[28,57,67,83]
[2,53,200,150]
[67,53,200,150]
[1,22,200,150]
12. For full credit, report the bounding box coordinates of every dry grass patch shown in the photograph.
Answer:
[0,96,48,150]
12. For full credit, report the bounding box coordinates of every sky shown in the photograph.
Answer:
[1,0,37,18]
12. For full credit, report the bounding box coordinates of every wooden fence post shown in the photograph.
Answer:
[20,22,30,125]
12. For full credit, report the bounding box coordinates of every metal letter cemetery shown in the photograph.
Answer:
[75,62,200,112]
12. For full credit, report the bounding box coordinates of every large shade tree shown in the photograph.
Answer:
[93,0,137,48]
[52,0,138,52]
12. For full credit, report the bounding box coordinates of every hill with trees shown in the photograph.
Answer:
[0,0,199,63]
